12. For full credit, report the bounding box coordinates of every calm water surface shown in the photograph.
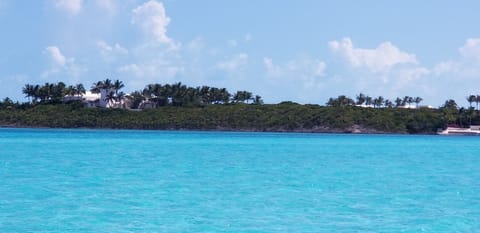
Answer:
[1,128,480,232]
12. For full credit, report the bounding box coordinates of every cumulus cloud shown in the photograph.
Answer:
[97,41,128,54]
[54,0,83,15]
[117,61,184,90]
[216,53,249,71]
[329,38,417,73]
[263,57,327,88]
[54,0,117,15]
[186,37,205,52]
[97,41,128,62]
[45,46,66,66]
[458,38,480,61]
[264,57,326,78]
[132,0,175,47]
[118,63,183,78]
[434,38,480,77]
[42,46,85,78]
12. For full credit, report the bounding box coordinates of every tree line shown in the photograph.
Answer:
[22,82,86,104]
[466,95,480,110]
[4,81,480,131]
[327,94,423,108]
[12,81,480,113]
[20,79,263,108]
[129,83,263,108]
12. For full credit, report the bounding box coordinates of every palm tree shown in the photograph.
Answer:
[22,84,34,103]
[105,91,116,107]
[91,81,103,93]
[50,82,66,102]
[365,96,373,107]
[199,86,211,104]
[41,82,55,102]
[394,97,402,107]
[384,99,393,108]
[467,95,476,109]
[32,85,40,103]
[75,84,86,96]
[374,96,384,108]
[103,79,113,90]
[253,95,263,105]
[442,99,458,110]
[233,91,245,103]
[408,97,414,107]
[402,96,409,107]
[356,93,366,106]
[116,91,126,108]
[91,79,113,93]
[126,91,145,109]
[327,95,355,107]
[244,91,253,104]
[414,97,423,108]
[113,80,124,95]
[476,95,480,110]
[64,85,75,96]
[219,88,230,104]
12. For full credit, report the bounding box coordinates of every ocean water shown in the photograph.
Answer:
[1,128,480,232]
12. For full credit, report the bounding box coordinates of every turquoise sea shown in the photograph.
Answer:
[1,128,480,232]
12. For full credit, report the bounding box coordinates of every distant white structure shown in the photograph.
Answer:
[399,104,434,109]
[438,125,480,135]
[356,104,374,108]
[81,91,102,108]
[64,90,125,108]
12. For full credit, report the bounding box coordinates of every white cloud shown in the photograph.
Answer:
[458,38,480,61]
[45,46,66,66]
[42,46,85,78]
[132,0,175,48]
[117,61,184,79]
[434,38,480,77]
[97,41,128,62]
[263,57,327,89]
[54,0,83,15]
[117,64,144,77]
[187,37,205,52]
[329,37,417,73]
[216,53,249,71]
[263,57,281,77]
[117,61,184,90]
[433,61,456,76]
[264,57,326,78]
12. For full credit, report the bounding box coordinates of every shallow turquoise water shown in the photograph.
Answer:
[1,128,480,232]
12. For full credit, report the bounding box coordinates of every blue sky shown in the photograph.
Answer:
[1,0,480,106]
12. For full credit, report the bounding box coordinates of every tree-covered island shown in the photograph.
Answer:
[1,79,479,134]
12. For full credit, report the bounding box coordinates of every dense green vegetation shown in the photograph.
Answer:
[326,94,423,108]
[21,79,262,108]
[1,100,479,134]
[2,80,480,134]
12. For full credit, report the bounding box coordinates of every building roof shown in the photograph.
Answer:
[83,91,101,102]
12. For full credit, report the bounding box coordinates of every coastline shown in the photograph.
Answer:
[0,124,424,135]
[0,103,447,135]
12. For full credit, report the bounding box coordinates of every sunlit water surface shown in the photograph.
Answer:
[1,128,480,232]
